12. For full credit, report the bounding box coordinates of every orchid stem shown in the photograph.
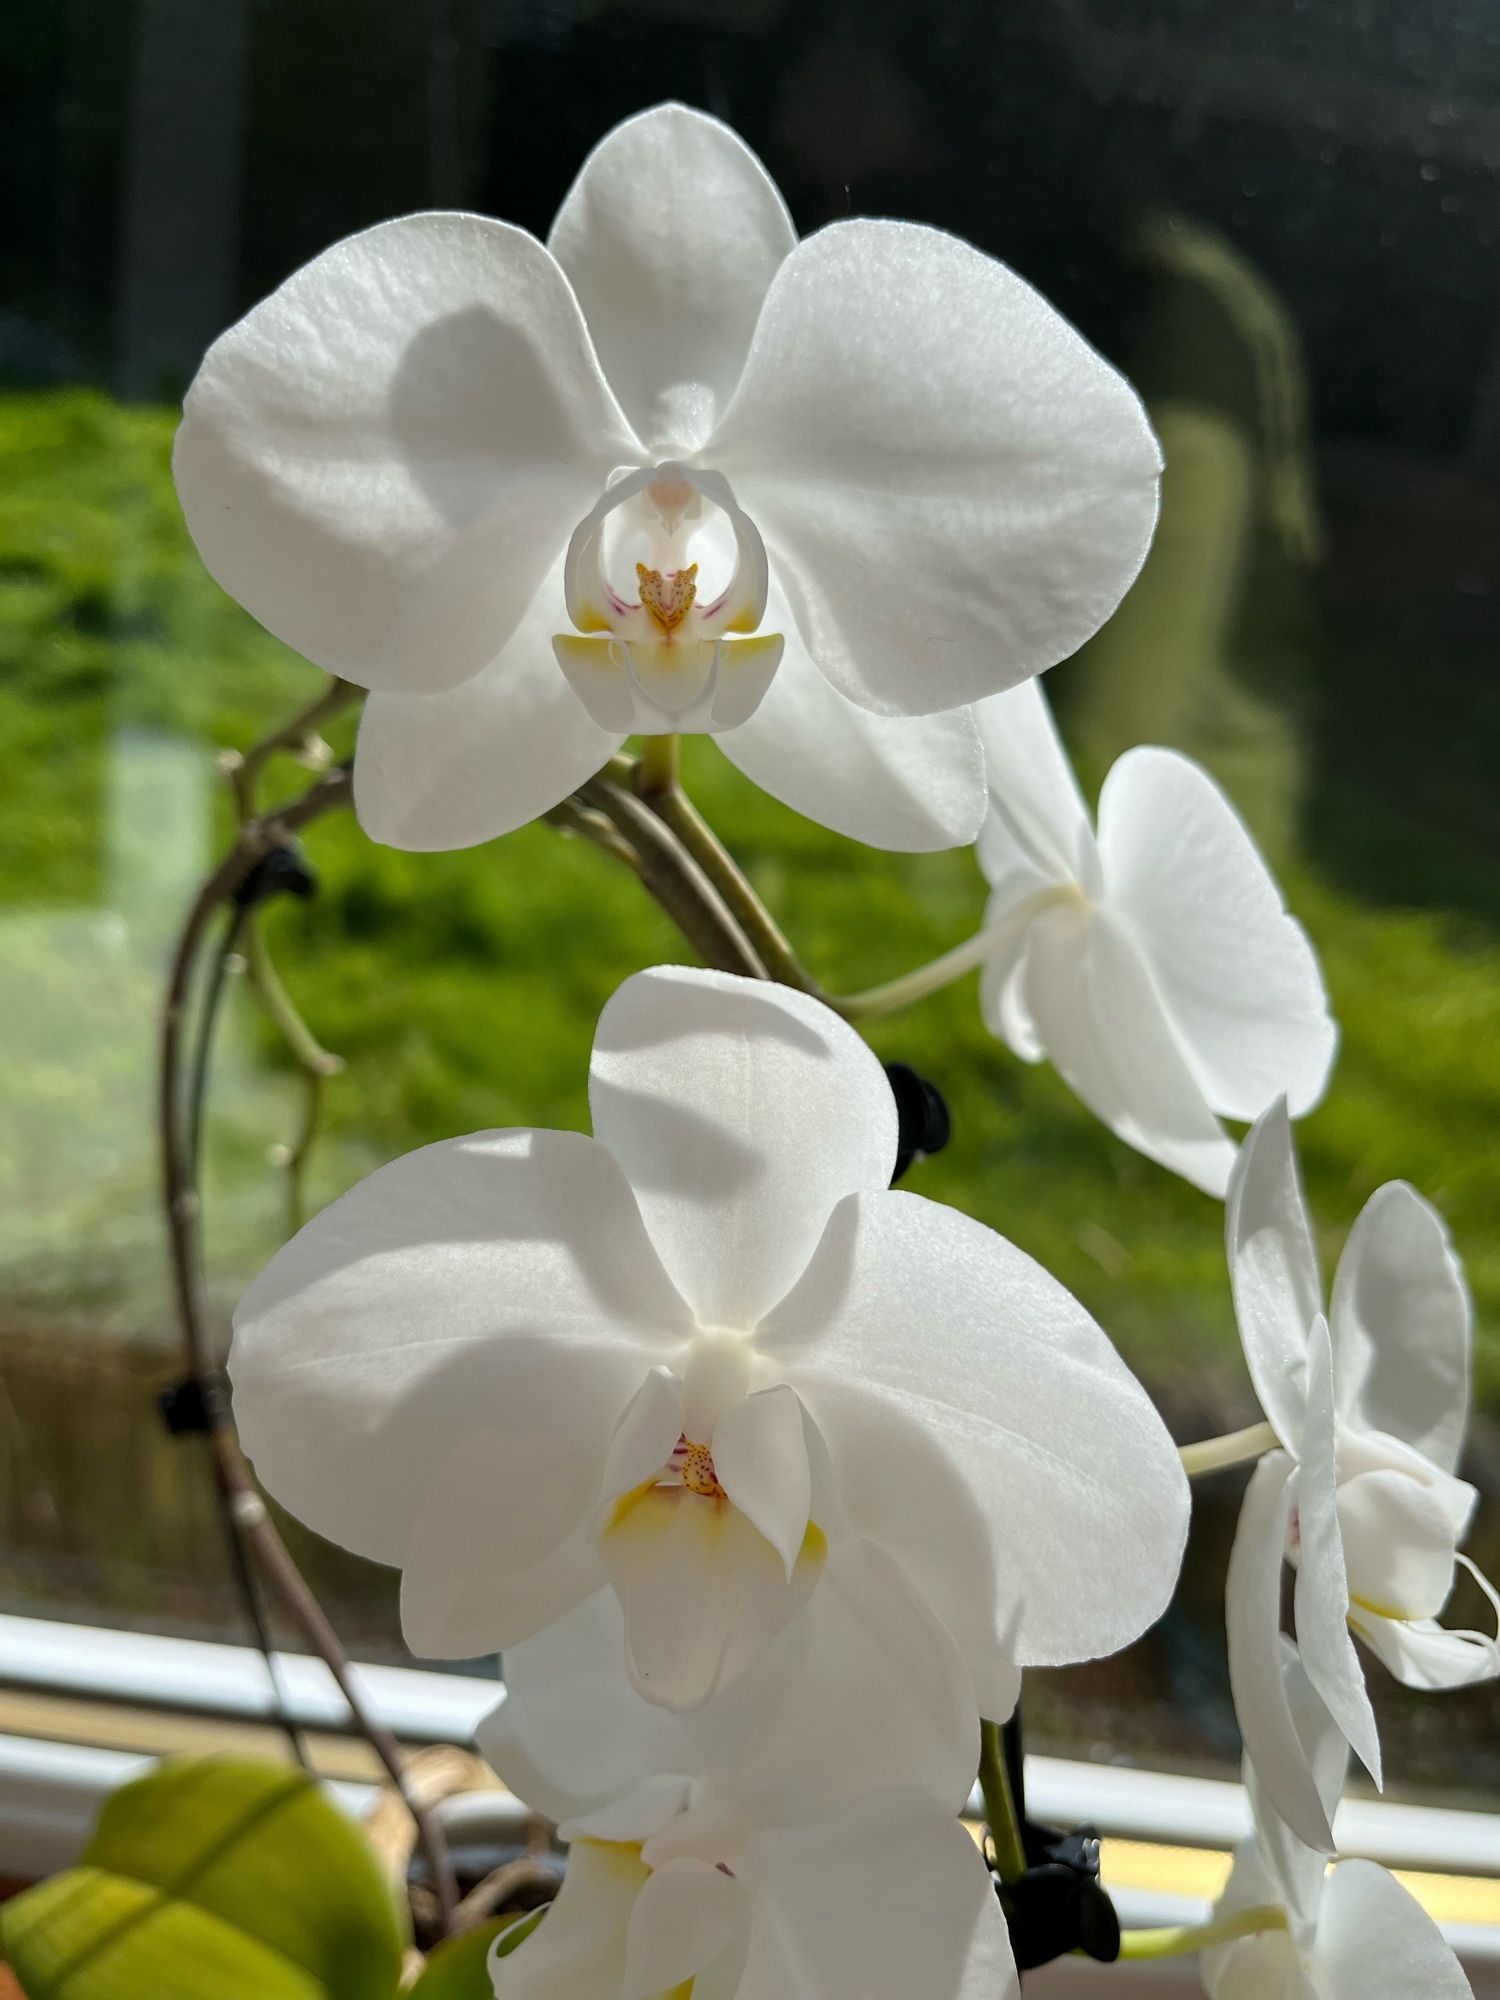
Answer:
[245,919,344,1081]
[1117,1903,1289,1960]
[978,1719,1028,1886]
[832,888,1077,1022]
[1180,1420,1279,1477]
[579,774,768,978]
[227,675,359,821]
[833,924,1012,1022]
[644,781,820,994]
[636,732,680,795]
[158,762,460,1932]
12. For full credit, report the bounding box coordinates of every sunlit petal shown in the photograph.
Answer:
[714,219,1161,717]
[588,966,897,1328]
[230,1129,687,1566]
[549,103,795,457]
[759,1189,1189,1675]
[1098,747,1336,1120]
[175,215,634,695]
[355,558,622,850]
[1290,1321,1381,1789]
[1226,1100,1321,1446]
[1329,1180,1471,1474]
[1226,1451,1335,1853]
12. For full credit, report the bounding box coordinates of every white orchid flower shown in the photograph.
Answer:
[230,964,1188,1715]
[1224,1099,1498,1849]
[477,1541,1018,2000]
[173,101,1162,856]
[1203,1641,1472,2000]
[971,678,1335,1197]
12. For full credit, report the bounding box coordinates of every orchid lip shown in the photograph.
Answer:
[555,460,783,735]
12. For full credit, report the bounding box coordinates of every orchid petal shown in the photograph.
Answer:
[488,1540,980,1834]
[229,1129,687,1566]
[175,215,634,695]
[759,1189,1189,1674]
[354,558,622,850]
[549,104,795,458]
[1022,902,1237,1195]
[710,1386,813,1579]
[1292,1321,1382,1788]
[1329,1181,1471,1473]
[977,923,1046,1064]
[716,583,987,850]
[713,218,1160,718]
[478,1590,687,1825]
[600,1483,823,1710]
[623,1855,748,2000]
[588,966,898,1328]
[487,1838,644,2000]
[973,677,1098,893]
[601,1370,686,1506]
[1227,1100,1321,1445]
[1201,1840,1310,1999]
[1097,747,1336,1120]
[1349,1556,1500,1692]
[1315,1859,1474,2000]
[737,1797,1019,2000]
[401,1468,605,1660]
[1338,1470,1463,1624]
[684,1538,984,1824]
[1226,1451,1335,1853]
[562,1777,696,1847]
[1247,1641,1349,1932]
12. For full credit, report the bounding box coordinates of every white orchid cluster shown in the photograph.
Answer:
[173,104,1492,1999]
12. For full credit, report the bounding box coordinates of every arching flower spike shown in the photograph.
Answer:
[229,965,1188,1717]
[971,678,1336,1197]
[1204,1641,1472,2000]
[478,1542,1019,2000]
[1224,1099,1498,1850]
[173,102,1161,856]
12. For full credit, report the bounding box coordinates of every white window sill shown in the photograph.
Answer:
[2,1611,1496,1986]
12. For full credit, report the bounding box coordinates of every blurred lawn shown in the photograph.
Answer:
[2,386,1496,1420]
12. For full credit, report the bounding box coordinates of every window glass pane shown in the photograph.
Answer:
[3,0,1495,1809]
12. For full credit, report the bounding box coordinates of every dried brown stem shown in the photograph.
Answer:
[158,761,459,1930]
[227,676,360,820]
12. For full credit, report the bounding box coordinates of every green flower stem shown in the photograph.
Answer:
[246,920,344,1081]
[833,890,1069,1023]
[1179,1420,1279,1478]
[978,1719,1028,1886]
[1118,1903,1289,1960]
[644,781,820,994]
[636,732,680,796]
[578,774,768,978]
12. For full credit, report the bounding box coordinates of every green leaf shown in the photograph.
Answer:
[1,1756,409,2000]
[407,1910,545,2000]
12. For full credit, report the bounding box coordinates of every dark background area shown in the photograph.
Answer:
[5,0,1498,921]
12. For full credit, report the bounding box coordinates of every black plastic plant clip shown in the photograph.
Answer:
[989,1713,1121,1975]
[884,1061,953,1183]
[233,840,318,910]
[157,1371,229,1437]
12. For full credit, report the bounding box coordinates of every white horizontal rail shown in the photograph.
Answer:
[2,1610,1496,1967]
[0,1610,499,1743]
